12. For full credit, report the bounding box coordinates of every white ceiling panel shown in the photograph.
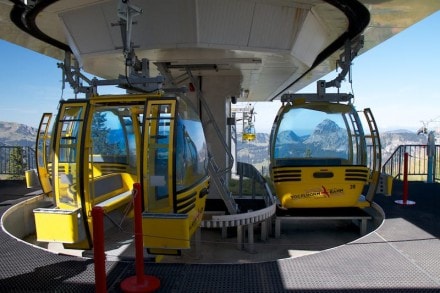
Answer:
[131,0,197,48]
[197,0,255,47]
[291,10,330,67]
[61,4,116,55]
[248,3,307,50]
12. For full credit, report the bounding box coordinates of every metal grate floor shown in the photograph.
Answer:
[1,181,440,292]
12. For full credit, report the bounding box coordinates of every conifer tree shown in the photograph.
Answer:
[8,147,25,180]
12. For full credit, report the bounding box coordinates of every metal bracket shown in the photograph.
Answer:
[287,35,362,103]
[117,0,143,66]
[57,52,95,97]
[58,52,164,97]
[281,93,353,104]
[57,1,167,97]
[324,35,364,89]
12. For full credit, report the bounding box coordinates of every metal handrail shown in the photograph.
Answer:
[381,144,440,182]
[0,146,36,176]
[236,162,275,207]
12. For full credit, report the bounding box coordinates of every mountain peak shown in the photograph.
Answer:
[313,119,340,134]
[0,121,37,147]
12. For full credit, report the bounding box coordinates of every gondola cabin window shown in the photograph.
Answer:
[175,108,208,191]
[144,103,172,205]
[273,105,352,166]
[91,110,128,165]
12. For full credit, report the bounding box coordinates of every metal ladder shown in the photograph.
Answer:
[155,62,239,214]
[363,108,382,201]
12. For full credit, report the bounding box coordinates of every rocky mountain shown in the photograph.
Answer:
[0,122,37,147]
[267,119,348,160]
[380,130,426,161]
[276,130,302,144]
[303,119,347,153]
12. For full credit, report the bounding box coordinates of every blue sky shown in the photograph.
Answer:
[253,11,440,133]
[1,10,439,133]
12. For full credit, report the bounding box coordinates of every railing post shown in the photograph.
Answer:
[427,131,435,183]
[395,152,415,206]
[403,152,409,203]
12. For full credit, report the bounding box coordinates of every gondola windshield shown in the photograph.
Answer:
[272,103,355,165]
[274,109,348,160]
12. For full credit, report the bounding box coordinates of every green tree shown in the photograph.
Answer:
[91,111,123,157]
[91,112,111,153]
[9,147,25,179]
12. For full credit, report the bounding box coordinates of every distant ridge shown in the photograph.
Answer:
[0,121,433,167]
[383,129,414,134]
[0,121,37,147]
[236,127,431,173]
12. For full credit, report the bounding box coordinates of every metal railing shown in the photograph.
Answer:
[381,144,440,182]
[234,162,275,207]
[0,146,36,176]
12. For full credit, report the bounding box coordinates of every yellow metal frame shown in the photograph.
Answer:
[34,113,53,195]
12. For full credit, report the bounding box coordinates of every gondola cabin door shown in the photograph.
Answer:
[143,100,175,213]
[141,98,210,255]
[35,113,53,195]
[53,103,86,212]
[33,102,89,247]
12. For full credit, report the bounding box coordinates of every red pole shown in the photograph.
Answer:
[92,206,107,293]
[120,183,160,293]
[403,152,409,204]
[133,183,145,284]
[395,152,415,206]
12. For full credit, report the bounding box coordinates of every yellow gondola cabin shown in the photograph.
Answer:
[33,93,209,255]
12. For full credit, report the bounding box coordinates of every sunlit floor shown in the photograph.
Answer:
[160,220,366,264]
[38,217,371,264]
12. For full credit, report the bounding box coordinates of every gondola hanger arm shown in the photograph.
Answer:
[325,35,364,90]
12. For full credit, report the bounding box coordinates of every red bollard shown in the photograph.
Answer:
[395,152,416,206]
[120,183,161,293]
[92,206,107,293]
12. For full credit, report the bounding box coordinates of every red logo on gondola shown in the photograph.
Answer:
[321,186,330,197]
[290,186,344,200]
